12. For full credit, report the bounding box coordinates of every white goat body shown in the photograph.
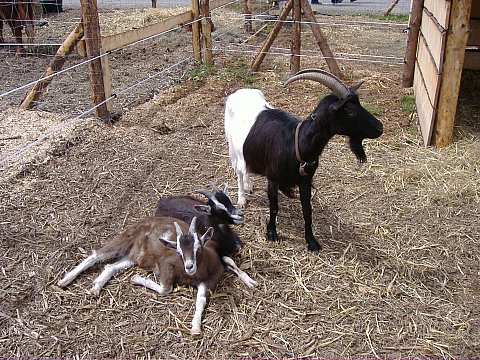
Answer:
[224,89,274,206]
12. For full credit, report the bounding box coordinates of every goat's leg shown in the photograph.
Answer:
[243,173,253,194]
[266,180,279,241]
[130,275,173,294]
[58,250,117,287]
[90,258,135,295]
[11,21,24,55]
[236,170,248,207]
[299,180,321,252]
[0,20,5,47]
[191,283,208,335]
[222,256,258,288]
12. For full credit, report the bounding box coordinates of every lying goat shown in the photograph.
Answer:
[154,184,257,288]
[224,69,383,252]
[58,216,249,335]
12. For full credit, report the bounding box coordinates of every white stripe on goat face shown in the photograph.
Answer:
[178,233,200,276]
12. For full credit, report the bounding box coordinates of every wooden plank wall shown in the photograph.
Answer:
[413,0,450,146]
[465,0,480,70]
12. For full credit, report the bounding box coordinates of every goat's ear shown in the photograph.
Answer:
[349,81,364,94]
[193,204,212,215]
[328,98,349,115]
[200,227,214,245]
[174,222,184,239]
[158,238,177,249]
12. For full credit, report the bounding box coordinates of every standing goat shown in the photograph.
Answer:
[58,216,238,335]
[224,69,383,252]
[154,184,257,288]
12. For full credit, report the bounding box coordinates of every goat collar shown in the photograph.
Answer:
[295,122,316,176]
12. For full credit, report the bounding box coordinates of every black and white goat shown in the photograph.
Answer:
[224,69,383,252]
[154,184,257,288]
[58,216,238,335]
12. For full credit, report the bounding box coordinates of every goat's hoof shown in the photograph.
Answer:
[90,286,101,296]
[190,328,202,337]
[307,241,322,253]
[267,230,279,241]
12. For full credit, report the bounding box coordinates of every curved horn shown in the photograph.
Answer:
[196,188,214,199]
[284,69,351,99]
[209,182,221,193]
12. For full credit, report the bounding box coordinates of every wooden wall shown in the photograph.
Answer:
[413,0,475,147]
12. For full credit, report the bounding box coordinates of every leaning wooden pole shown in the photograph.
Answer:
[251,0,293,72]
[383,0,400,16]
[402,0,424,87]
[300,0,342,78]
[20,22,84,109]
[80,0,110,121]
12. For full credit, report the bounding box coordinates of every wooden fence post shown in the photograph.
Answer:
[80,0,110,121]
[244,0,253,34]
[191,0,202,62]
[402,0,424,87]
[291,0,301,74]
[199,0,213,65]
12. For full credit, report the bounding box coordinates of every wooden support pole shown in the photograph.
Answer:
[402,0,424,88]
[244,0,253,34]
[199,0,213,65]
[299,0,342,78]
[191,0,202,62]
[383,0,400,16]
[80,0,110,121]
[251,0,293,72]
[20,22,84,109]
[290,0,301,74]
[432,0,472,148]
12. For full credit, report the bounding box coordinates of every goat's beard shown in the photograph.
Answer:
[349,138,367,163]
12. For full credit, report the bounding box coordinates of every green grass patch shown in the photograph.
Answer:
[189,63,214,80]
[226,60,259,86]
[363,102,385,116]
[400,94,416,114]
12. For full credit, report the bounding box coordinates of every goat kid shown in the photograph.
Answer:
[224,69,383,252]
[58,216,228,335]
[154,184,257,288]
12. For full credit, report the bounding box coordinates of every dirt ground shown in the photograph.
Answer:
[1,5,480,359]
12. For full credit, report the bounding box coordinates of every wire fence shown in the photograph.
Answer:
[0,0,411,174]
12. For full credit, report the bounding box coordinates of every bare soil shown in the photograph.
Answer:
[1,5,479,359]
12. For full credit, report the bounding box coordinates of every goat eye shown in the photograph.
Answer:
[346,109,357,118]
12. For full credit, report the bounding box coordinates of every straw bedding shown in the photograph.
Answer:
[1,7,479,359]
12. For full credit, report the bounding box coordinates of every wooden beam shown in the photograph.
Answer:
[402,0,424,87]
[20,22,84,109]
[80,0,109,120]
[290,0,301,74]
[251,0,293,72]
[299,0,342,78]
[383,0,400,16]
[432,0,472,148]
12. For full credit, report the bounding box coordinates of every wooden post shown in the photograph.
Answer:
[20,22,84,109]
[191,0,202,62]
[402,0,424,88]
[199,0,213,65]
[251,0,293,72]
[432,0,472,147]
[300,0,342,78]
[290,0,301,74]
[244,0,253,34]
[80,0,110,121]
[383,0,400,16]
